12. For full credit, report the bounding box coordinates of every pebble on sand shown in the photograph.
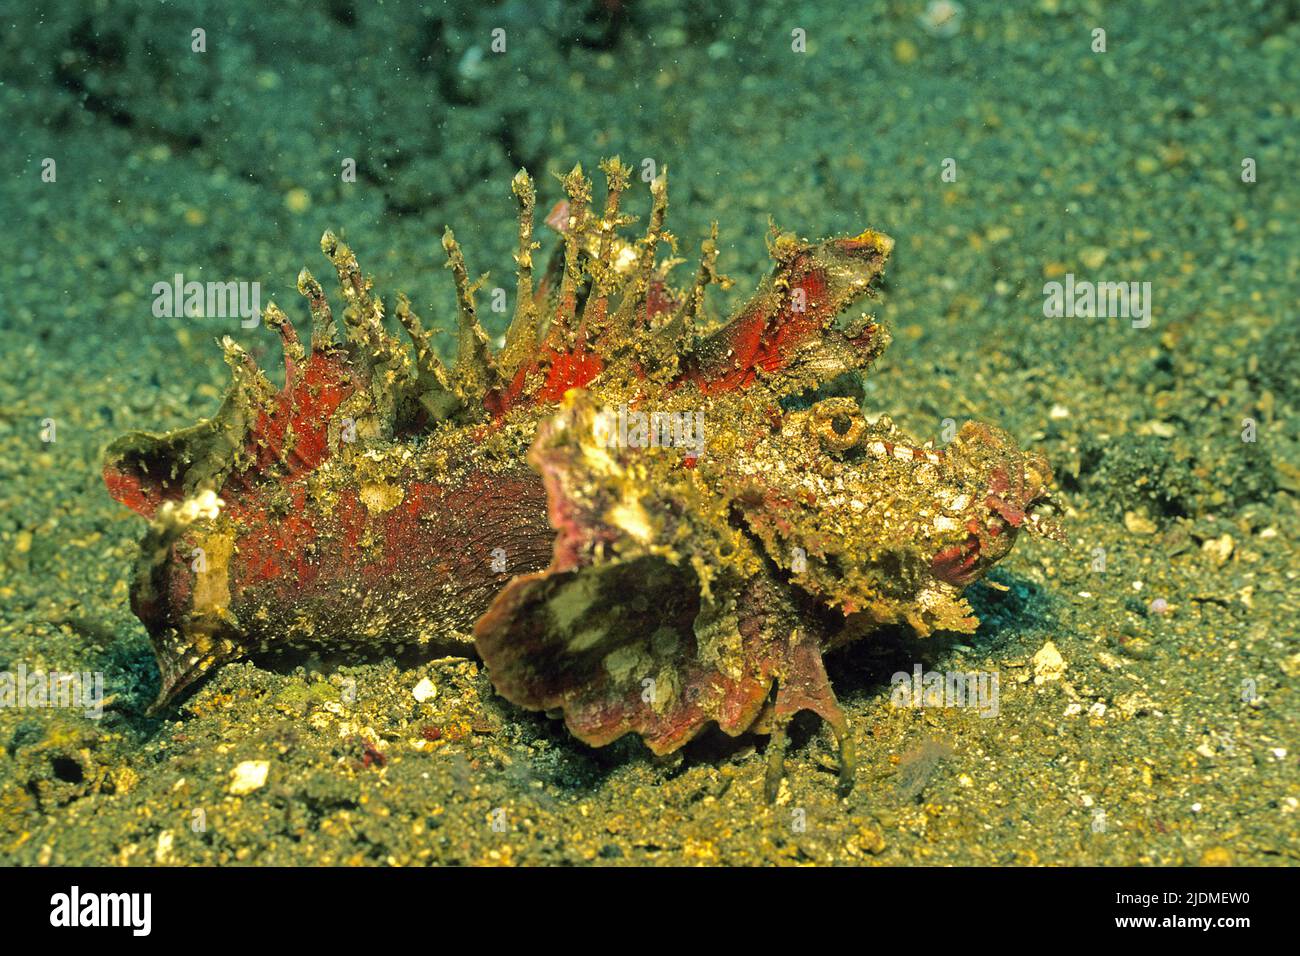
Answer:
[412,677,438,703]
[1202,534,1235,567]
[1124,511,1158,535]
[229,760,270,795]
[1032,641,1067,684]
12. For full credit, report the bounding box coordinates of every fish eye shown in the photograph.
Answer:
[809,399,865,452]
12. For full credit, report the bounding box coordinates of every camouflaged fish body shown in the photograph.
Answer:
[104,160,1059,794]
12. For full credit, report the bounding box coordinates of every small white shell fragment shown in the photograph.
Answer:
[1032,640,1066,684]
[412,677,438,703]
[228,760,270,795]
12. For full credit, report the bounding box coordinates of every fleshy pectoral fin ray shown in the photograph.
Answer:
[147,632,243,715]
[472,390,855,797]
[763,630,855,799]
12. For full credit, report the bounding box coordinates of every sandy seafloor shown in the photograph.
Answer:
[0,0,1296,865]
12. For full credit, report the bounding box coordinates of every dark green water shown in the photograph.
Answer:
[0,0,1295,865]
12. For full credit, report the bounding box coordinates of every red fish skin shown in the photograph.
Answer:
[147,472,551,641]
[125,459,554,710]
[102,163,1058,800]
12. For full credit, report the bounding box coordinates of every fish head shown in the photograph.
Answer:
[928,420,1064,587]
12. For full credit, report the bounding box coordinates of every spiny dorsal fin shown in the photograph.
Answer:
[679,228,894,396]
[606,170,671,344]
[263,301,305,387]
[320,230,410,380]
[395,293,460,419]
[498,169,541,381]
[674,221,731,337]
[394,294,447,383]
[441,227,497,402]
[577,156,635,343]
[220,335,274,399]
[643,221,731,380]
[296,267,338,353]
[548,164,593,349]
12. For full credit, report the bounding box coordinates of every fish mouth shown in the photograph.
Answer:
[1023,497,1066,540]
[983,449,1067,543]
[930,533,986,587]
[930,484,1065,587]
